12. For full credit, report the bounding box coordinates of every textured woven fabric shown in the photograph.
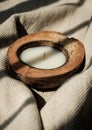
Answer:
[0,0,92,130]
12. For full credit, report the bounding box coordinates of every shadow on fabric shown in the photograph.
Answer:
[0,0,60,24]
[0,0,86,24]
[0,18,28,49]
[62,0,85,6]
[0,0,7,2]
[63,19,91,35]
[0,97,35,130]
[56,87,92,130]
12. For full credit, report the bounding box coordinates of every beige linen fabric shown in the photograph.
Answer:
[0,0,92,130]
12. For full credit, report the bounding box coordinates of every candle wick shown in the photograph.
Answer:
[43,52,46,59]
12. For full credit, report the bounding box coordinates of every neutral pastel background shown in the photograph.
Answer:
[0,0,92,130]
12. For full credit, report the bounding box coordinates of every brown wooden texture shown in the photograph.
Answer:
[7,31,85,89]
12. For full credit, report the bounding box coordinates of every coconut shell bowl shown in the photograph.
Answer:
[7,31,85,90]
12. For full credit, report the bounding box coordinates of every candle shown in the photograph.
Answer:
[8,31,85,89]
[20,46,66,69]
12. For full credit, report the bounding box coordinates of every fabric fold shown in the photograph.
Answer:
[0,0,92,130]
[41,66,92,130]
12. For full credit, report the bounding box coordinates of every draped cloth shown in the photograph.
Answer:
[0,0,92,130]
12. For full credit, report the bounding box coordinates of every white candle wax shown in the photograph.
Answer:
[20,46,66,69]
